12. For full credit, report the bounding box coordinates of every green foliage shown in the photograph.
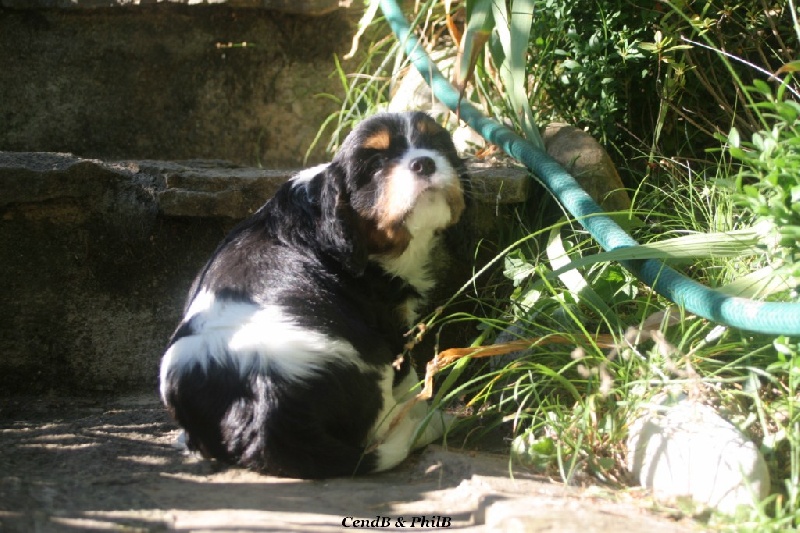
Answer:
[456,0,661,147]
[726,79,800,284]
[305,38,398,161]
[320,0,800,527]
[763,336,800,527]
[642,0,798,156]
[525,0,659,146]
[484,0,542,147]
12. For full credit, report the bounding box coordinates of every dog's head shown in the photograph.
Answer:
[310,112,467,274]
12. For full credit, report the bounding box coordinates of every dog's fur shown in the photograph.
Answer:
[159,112,468,478]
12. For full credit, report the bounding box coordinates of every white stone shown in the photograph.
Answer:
[388,53,454,119]
[627,397,770,514]
[452,125,486,153]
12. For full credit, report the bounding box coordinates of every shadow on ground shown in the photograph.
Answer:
[0,395,692,532]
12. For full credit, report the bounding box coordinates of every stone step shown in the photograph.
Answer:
[148,158,530,218]
[0,153,530,218]
[0,151,530,394]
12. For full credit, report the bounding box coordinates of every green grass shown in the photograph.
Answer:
[423,158,799,529]
[317,0,800,529]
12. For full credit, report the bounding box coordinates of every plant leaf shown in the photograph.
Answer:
[775,60,800,75]
[490,0,543,148]
[546,225,616,319]
[548,227,765,279]
[455,0,494,93]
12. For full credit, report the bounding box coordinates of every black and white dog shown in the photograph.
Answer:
[159,112,469,478]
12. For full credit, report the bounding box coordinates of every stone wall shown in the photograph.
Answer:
[0,0,534,395]
[0,152,529,394]
[0,1,630,396]
[0,2,355,166]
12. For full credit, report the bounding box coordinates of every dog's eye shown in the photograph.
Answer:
[370,150,389,164]
[354,135,407,184]
[349,150,387,187]
[361,150,389,171]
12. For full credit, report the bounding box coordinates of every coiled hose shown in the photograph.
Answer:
[380,0,800,336]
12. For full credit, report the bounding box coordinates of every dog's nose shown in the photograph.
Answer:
[409,156,436,177]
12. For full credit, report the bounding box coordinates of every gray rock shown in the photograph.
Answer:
[467,162,530,205]
[152,161,294,218]
[627,396,770,514]
[543,123,631,213]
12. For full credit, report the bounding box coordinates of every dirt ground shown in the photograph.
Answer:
[0,394,696,532]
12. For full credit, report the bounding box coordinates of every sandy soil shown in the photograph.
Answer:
[0,394,694,532]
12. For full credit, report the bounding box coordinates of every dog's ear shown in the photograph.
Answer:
[316,164,368,276]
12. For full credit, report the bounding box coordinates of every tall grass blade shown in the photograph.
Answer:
[456,0,494,92]
[490,0,543,148]
[718,266,796,298]
[546,224,616,319]
[547,227,765,279]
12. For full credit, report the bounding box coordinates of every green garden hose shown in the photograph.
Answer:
[380,0,800,336]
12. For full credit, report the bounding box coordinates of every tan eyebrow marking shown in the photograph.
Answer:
[361,129,391,150]
[415,119,431,134]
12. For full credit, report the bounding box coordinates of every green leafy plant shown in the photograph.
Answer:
[726,79,800,287]
[319,0,800,528]
[641,0,799,158]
